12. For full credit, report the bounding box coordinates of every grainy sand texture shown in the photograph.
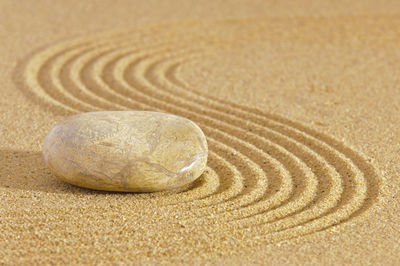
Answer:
[1,0,400,264]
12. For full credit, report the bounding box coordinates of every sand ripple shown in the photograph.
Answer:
[17,21,380,243]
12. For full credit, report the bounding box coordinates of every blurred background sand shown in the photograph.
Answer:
[1,0,400,264]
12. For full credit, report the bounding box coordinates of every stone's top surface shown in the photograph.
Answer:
[43,111,208,192]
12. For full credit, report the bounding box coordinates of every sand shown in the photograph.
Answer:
[1,0,400,264]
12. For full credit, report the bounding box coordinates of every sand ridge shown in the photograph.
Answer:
[14,20,381,244]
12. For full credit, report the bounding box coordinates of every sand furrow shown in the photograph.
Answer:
[17,21,380,244]
[119,50,348,231]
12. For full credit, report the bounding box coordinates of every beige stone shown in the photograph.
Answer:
[42,111,208,192]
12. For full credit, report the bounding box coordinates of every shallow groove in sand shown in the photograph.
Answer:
[17,20,380,243]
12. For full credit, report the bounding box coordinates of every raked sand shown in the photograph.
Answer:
[1,0,400,264]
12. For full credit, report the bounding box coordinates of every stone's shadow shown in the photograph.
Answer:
[0,149,201,196]
[0,149,96,194]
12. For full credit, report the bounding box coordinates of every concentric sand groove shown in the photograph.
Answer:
[87,51,304,220]
[102,46,340,224]
[67,44,284,214]
[17,20,380,243]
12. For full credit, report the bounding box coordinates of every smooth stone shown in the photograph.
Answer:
[43,111,208,192]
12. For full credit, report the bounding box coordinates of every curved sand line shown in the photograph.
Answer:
[136,51,372,236]
[64,46,314,225]
[16,20,380,243]
[49,43,282,215]
[32,40,276,216]
[115,50,362,237]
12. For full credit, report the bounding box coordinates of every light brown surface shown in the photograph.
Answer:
[1,0,400,264]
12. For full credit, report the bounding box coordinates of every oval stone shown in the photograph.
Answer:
[43,111,208,192]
